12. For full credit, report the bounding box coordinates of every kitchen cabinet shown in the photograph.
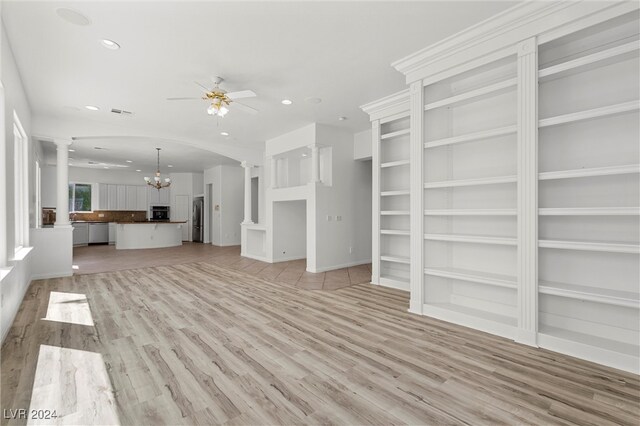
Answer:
[126,185,137,210]
[148,186,170,205]
[72,222,89,246]
[98,183,108,210]
[107,185,118,210]
[108,223,116,244]
[136,186,148,212]
[116,185,127,210]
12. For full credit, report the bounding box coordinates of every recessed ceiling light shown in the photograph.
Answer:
[168,165,173,168]
[56,8,91,26]
[100,39,120,50]
[281,99,293,105]
[125,160,133,163]
[302,153,308,157]
[85,105,99,111]
[135,169,141,172]
[338,116,348,121]
[103,166,109,169]
[220,131,229,136]
[305,97,322,104]
[69,149,75,152]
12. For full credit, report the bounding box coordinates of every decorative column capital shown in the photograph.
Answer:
[241,161,253,169]
[54,139,73,147]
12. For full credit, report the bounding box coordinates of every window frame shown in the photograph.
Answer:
[68,182,94,213]
[13,111,28,252]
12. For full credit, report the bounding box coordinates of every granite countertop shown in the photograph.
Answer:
[115,221,187,224]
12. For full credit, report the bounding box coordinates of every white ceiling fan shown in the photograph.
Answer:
[167,76,257,117]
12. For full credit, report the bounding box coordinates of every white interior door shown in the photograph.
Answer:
[174,195,190,241]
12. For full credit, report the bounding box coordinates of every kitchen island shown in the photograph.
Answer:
[115,221,186,250]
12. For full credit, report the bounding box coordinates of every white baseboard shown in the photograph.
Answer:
[242,252,268,262]
[31,272,73,280]
[307,259,371,273]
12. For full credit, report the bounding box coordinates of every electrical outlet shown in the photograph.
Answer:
[349,247,353,254]
[131,213,134,217]
[98,213,105,218]
[336,215,342,221]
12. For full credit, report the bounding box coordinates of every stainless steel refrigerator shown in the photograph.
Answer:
[192,197,204,243]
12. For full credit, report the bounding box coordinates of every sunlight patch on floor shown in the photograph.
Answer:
[42,292,94,326]
[28,345,120,425]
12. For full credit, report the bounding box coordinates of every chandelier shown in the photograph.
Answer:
[144,148,171,190]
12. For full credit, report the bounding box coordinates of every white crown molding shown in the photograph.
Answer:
[360,89,409,121]
[392,0,638,84]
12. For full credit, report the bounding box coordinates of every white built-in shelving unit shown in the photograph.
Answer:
[421,55,519,339]
[365,1,640,373]
[536,9,640,371]
[362,91,411,291]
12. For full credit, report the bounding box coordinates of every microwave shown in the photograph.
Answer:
[150,205,170,221]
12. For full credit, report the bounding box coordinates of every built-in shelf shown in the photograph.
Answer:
[381,255,410,264]
[424,266,516,289]
[381,229,410,236]
[379,275,410,292]
[381,159,410,168]
[381,210,410,215]
[538,164,640,181]
[538,100,640,128]
[538,325,639,358]
[380,189,410,197]
[539,40,640,80]
[539,280,639,309]
[424,125,517,149]
[424,233,517,246]
[539,207,640,216]
[424,175,517,189]
[422,303,517,329]
[424,209,517,216]
[424,78,517,111]
[380,128,410,140]
[539,239,640,254]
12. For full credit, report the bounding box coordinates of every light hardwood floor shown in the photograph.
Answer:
[2,260,639,425]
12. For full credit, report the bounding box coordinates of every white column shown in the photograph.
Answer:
[241,161,253,224]
[270,156,278,189]
[409,81,424,315]
[310,145,320,183]
[54,139,72,228]
[516,37,538,347]
[371,120,381,285]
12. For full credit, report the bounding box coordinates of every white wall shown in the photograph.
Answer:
[1,20,43,343]
[204,165,243,246]
[272,200,306,261]
[312,124,372,271]
[354,128,372,160]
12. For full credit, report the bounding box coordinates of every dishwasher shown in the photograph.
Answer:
[88,223,109,244]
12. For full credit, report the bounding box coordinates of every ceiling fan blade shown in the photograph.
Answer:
[166,97,202,101]
[226,90,256,100]
[194,81,211,92]
[232,101,258,115]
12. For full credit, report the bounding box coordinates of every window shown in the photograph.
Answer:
[13,112,28,251]
[69,183,92,212]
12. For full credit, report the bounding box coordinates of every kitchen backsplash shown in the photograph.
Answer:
[42,209,147,225]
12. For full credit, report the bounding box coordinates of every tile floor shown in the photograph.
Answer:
[73,243,373,290]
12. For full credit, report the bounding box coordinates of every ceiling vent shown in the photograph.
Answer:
[111,108,133,115]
